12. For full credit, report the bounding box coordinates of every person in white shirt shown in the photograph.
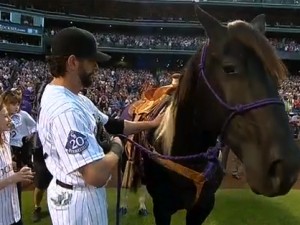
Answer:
[0,96,34,225]
[1,88,36,215]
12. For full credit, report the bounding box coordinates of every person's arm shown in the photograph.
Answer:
[22,111,37,141]
[90,95,163,135]
[0,166,34,190]
[0,177,13,190]
[23,111,37,134]
[122,120,157,135]
[104,115,163,135]
[78,137,123,187]
[51,110,123,188]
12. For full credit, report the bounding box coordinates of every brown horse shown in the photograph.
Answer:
[120,6,300,225]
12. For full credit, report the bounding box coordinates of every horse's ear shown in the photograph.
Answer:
[250,14,266,34]
[194,5,226,41]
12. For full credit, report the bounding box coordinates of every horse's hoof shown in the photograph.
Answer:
[119,207,128,216]
[138,208,148,217]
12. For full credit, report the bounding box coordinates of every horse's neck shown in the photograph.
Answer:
[153,83,224,156]
[170,123,218,156]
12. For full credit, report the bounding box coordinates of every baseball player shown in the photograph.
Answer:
[0,99,34,225]
[37,27,162,225]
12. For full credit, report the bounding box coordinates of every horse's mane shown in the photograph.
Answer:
[155,55,197,155]
[155,19,288,155]
[227,20,288,82]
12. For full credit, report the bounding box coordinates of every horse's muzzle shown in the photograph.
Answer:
[248,149,300,197]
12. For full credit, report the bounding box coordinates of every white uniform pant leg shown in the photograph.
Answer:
[47,179,108,225]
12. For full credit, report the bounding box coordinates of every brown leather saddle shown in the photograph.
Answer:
[128,85,176,116]
[122,85,175,189]
[122,84,207,204]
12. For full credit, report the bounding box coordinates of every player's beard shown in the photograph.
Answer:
[78,68,94,88]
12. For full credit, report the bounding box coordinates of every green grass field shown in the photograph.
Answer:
[21,189,300,225]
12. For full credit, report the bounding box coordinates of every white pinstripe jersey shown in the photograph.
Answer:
[0,132,21,225]
[37,84,109,186]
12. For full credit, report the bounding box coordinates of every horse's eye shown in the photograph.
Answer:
[223,65,237,75]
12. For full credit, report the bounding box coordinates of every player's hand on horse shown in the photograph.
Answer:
[11,166,35,184]
[150,113,164,128]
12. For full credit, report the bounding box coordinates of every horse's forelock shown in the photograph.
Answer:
[227,20,287,83]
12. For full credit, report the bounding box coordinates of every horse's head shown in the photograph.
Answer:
[157,6,300,197]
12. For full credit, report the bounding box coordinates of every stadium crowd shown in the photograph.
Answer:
[0,57,299,118]
[6,0,298,26]
[94,33,204,50]
[0,57,172,117]
[45,30,300,52]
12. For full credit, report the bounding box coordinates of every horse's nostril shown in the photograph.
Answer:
[269,160,283,178]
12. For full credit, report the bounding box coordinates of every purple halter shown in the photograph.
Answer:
[118,41,284,182]
[198,41,284,141]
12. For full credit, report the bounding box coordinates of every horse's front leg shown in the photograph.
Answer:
[186,193,215,225]
[152,197,173,225]
[186,166,223,225]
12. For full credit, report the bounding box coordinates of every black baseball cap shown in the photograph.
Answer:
[50,27,111,62]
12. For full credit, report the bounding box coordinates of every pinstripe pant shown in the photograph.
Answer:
[47,179,108,225]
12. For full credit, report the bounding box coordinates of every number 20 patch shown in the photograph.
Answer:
[65,130,89,154]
